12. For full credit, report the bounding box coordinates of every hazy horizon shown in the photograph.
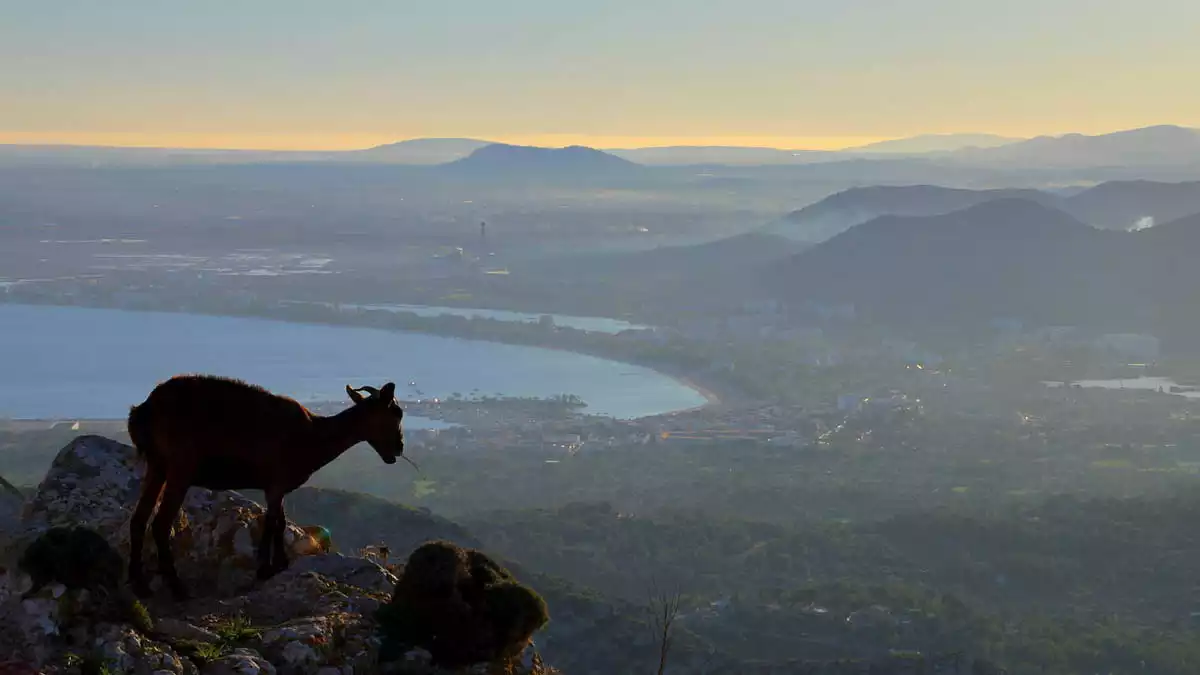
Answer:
[5,1,1199,151]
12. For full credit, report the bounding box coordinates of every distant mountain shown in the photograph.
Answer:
[0,144,311,167]
[606,146,835,166]
[764,185,1061,242]
[0,139,496,166]
[1063,180,1200,231]
[348,137,493,164]
[953,125,1200,168]
[764,179,1200,242]
[845,133,1022,155]
[767,198,1200,341]
[441,143,641,176]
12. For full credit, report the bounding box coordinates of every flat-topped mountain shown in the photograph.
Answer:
[442,143,641,177]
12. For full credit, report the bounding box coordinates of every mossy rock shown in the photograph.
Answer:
[377,540,549,668]
[18,525,124,593]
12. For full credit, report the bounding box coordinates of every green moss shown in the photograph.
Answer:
[377,541,549,668]
[126,598,153,634]
[18,526,123,593]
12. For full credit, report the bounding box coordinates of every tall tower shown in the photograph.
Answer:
[479,221,488,255]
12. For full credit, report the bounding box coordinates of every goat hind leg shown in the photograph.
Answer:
[128,464,165,597]
[270,500,290,574]
[151,477,191,601]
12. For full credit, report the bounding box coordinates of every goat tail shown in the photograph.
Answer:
[127,401,158,466]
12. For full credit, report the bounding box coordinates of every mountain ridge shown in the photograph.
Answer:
[767,179,1200,242]
[766,197,1200,342]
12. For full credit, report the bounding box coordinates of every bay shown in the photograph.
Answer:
[0,304,705,421]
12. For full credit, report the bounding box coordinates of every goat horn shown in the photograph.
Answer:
[360,386,380,397]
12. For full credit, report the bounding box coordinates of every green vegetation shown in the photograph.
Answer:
[63,651,118,675]
[170,613,262,666]
[18,525,124,594]
[377,541,549,668]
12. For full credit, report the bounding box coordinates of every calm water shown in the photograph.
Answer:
[337,302,650,334]
[1045,376,1200,400]
[0,305,704,420]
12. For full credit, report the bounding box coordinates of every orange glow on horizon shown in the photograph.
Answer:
[0,130,899,152]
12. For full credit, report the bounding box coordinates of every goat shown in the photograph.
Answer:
[126,374,405,600]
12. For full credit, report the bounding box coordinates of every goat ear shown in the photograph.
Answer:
[346,385,366,404]
[381,382,396,400]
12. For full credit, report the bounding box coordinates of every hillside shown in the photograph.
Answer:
[764,185,1059,242]
[517,232,808,315]
[766,196,1200,342]
[766,179,1200,243]
[767,199,1131,327]
[1064,179,1200,230]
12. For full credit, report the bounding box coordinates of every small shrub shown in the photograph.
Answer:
[173,640,227,666]
[377,540,549,668]
[126,597,153,634]
[212,613,260,644]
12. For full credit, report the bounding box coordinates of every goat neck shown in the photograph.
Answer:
[303,405,372,473]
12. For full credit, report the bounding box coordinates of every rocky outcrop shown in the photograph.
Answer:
[0,436,555,674]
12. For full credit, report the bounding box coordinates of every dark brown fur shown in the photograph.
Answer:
[126,373,405,600]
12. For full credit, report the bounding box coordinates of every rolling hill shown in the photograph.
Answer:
[767,179,1200,242]
[763,185,1060,242]
[765,198,1200,336]
[1063,180,1200,231]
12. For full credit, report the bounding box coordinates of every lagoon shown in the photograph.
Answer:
[0,304,704,421]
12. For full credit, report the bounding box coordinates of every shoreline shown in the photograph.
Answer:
[0,300,736,419]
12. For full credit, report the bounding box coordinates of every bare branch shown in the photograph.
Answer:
[647,577,683,675]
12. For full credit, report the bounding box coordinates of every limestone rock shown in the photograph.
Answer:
[14,436,311,598]
[286,553,397,595]
[0,436,557,675]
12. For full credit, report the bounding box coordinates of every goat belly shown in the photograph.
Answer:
[192,457,268,490]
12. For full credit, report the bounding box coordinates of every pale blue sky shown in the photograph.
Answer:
[3,0,1198,148]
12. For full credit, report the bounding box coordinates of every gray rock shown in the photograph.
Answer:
[202,649,277,675]
[285,553,397,594]
[154,617,221,643]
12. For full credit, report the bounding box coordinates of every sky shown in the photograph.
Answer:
[3,0,1199,150]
